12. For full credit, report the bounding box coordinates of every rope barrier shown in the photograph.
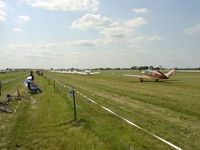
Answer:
[43,74,182,150]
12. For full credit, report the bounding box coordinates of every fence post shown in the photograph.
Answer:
[48,76,50,84]
[73,89,77,121]
[68,88,77,121]
[54,80,56,92]
[17,90,20,97]
[0,80,2,96]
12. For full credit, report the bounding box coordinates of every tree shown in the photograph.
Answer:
[131,66,137,70]
[149,66,154,70]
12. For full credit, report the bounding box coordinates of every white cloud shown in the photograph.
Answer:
[19,0,100,12]
[71,14,136,45]
[148,35,163,41]
[0,1,6,8]
[18,15,31,22]
[100,27,133,40]
[0,9,6,21]
[133,8,148,14]
[38,43,59,49]
[3,43,69,69]
[129,45,140,49]
[0,1,6,21]
[130,49,149,55]
[13,28,23,32]
[124,17,147,28]
[70,14,161,47]
[71,14,147,30]
[132,35,163,43]
[7,44,31,49]
[184,24,200,35]
[131,36,147,43]
[70,37,121,46]
[70,39,104,46]
[71,13,113,30]
[2,42,153,68]
[7,43,61,50]
[63,49,150,67]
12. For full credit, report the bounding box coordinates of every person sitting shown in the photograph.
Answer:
[24,76,33,87]
[30,71,34,81]
[27,80,42,94]
[25,76,42,94]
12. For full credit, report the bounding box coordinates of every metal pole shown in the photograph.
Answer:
[72,89,77,121]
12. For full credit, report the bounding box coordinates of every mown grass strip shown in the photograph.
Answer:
[47,76,183,150]
[1,73,176,150]
[48,71,200,150]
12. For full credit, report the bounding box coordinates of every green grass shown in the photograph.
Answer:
[0,70,200,150]
[47,70,200,150]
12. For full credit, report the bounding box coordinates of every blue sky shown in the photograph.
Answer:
[0,0,200,69]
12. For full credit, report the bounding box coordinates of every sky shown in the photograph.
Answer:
[0,0,200,69]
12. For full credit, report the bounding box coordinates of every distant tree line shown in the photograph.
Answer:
[175,67,200,70]
[92,66,200,70]
[1,66,200,72]
[92,66,160,70]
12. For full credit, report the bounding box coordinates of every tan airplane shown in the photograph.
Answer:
[123,69,176,82]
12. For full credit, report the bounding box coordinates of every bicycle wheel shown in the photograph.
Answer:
[0,106,16,113]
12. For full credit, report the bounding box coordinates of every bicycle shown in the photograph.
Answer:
[0,102,16,113]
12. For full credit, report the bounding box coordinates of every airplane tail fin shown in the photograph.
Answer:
[165,69,176,78]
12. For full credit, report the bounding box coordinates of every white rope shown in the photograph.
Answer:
[46,75,182,150]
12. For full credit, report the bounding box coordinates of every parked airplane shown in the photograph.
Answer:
[78,70,100,75]
[123,69,176,82]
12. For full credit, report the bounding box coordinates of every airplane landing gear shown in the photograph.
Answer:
[155,79,159,82]
[140,78,144,82]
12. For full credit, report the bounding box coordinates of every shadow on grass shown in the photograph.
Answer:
[127,79,182,84]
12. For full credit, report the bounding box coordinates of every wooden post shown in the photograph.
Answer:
[68,88,77,121]
[54,80,56,92]
[48,76,50,84]
[0,80,2,96]
[17,90,20,97]
[72,89,77,121]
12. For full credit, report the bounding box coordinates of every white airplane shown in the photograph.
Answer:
[77,70,100,75]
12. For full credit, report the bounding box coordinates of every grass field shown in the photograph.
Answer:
[0,70,200,150]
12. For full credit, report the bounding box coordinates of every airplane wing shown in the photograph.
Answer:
[90,72,100,74]
[156,70,167,78]
[122,74,146,79]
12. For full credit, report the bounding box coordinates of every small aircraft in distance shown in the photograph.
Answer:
[123,69,176,82]
[78,70,100,75]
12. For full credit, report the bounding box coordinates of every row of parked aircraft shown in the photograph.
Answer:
[51,70,100,75]
[51,69,176,82]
